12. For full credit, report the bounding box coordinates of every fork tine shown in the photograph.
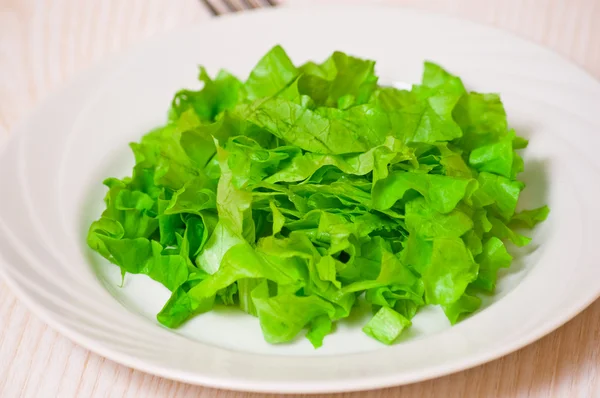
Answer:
[241,0,258,9]
[202,0,275,15]
[200,0,220,15]
[223,0,240,12]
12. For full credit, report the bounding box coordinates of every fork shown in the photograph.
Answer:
[201,0,278,16]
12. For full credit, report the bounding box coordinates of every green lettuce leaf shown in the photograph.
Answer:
[510,205,550,229]
[88,47,548,347]
[363,306,411,345]
[372,171,476,214]
[471,237,512,292]
[252,280,335,344]
[245,45,298,100]
[442,292,481,324]
[298,51,378,108]
[170,68,244,122]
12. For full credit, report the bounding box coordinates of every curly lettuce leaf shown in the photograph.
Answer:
[363,307,411,345]
[245,45,298,100]
[298,51,378,108]
[88,47,548,347]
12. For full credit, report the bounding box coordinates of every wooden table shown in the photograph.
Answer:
[1,0,599,396]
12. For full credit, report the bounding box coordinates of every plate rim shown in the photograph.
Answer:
[1,249,599,394]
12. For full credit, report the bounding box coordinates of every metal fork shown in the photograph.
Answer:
[201,0,277,16]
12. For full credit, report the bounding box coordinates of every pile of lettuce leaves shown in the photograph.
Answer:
[87,46,549,347]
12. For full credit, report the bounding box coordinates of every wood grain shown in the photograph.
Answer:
[1,0,599,397]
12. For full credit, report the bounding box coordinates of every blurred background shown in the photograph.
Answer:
[1,0,599,143]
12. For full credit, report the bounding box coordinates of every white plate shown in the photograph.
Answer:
[1,4,600,394]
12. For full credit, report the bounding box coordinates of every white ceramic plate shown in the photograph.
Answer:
[1,4,600,394]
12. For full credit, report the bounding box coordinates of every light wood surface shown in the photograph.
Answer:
[1,0,599,397]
